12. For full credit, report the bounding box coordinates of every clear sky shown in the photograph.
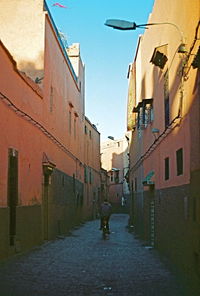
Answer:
[46,0,155,142]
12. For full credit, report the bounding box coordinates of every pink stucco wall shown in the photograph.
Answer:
[129,0,200,190]
[0,11,100,215]
[0,41,44,207]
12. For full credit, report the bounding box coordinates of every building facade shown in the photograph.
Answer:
[101,137,130,212]
[84,117,101,220]
[127,0,200,287]
[0,0,100,259]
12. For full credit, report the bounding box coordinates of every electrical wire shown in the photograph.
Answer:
[0,91,100,175]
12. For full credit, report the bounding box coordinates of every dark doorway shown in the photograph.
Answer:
[8,148,18,246]
[42,162,55,241]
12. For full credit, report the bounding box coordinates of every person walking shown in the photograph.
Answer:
[99,199,112,233]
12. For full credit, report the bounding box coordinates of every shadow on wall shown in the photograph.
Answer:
[18,50,44,83]
[141,72,146,101]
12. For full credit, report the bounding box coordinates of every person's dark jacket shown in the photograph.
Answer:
[100,202,112,217]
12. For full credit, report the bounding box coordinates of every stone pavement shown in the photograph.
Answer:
[0,214,194,296]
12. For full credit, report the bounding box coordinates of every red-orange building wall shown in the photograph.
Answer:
[0,3,100,259]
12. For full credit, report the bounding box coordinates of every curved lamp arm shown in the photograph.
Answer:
[105,19,186,52]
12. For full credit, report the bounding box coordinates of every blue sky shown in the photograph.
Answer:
[47,0,154,142]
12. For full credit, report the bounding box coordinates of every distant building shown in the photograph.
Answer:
[84,117,101,220]
[101,136,130,212]
[100,168,109,203]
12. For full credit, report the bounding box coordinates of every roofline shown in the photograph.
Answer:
[0,40,43,98]
[85,116,100,133]
[44,0,78,84]
[134,35,142,63]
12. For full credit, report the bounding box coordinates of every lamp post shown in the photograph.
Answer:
[104,19,186,53]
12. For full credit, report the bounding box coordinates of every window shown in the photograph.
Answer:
[137,105,145,129]
[110,171,113,182]
[84,125,88,135]
[115,171,119,183]
[89,130,92,139]
[164,157,169,180]
[137,108,142,129]
[176,148,183,176]
[84,167,88,183]
[69,111,72,134]
[134,177,137,192]
[89,170,92,184]
[134,99,153,130]
[145,103,154,125]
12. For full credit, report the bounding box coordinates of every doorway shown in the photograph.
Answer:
[42,161,55,240]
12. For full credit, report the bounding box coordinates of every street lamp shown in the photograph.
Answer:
[104,19,186,53]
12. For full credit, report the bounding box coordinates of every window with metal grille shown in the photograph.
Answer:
[135,99,153,130]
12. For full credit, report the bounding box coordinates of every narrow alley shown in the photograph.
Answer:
[0,214,193,296]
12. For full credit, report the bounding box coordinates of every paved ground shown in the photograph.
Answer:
[0,214,195,296]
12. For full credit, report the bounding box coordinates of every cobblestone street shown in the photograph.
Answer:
[0,214,193,296]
